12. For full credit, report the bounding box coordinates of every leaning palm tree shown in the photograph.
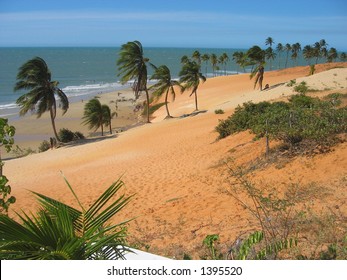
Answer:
[82,98,113,136]
[102,104,117,134]
[14,57,69,141]
[179,60,206,111]
[150,65,183,119]
[117,41,153,123]
[0,176,133,260]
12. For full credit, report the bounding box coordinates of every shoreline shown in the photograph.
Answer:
[4,87,143,157]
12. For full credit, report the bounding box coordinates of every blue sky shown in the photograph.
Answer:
[0,0,346,50]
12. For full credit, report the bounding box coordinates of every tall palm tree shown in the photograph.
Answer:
[265,47,276,70]
[265,37,274,48]
[265,37,274,70]
[284,43,292,68]
[291,43,301,66]
[0,176,133,260]
[150,65,183,119]
[192,50,201,67]
[276,43,283,69]
[327,48,338,62]
[201,54,210,76]
[82,98,113,136]
[303,45,313,65]
[117,41,153,123]
[14,57,69,141]
[210,54,218,77]
[232,51,247,73]
[220,53,229,75]
[179,60,206,111]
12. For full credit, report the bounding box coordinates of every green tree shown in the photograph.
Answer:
[0,176,133,260]
[327,48,338,62]
[117,41,153,123]
[303,45,314,65]
[265,37,275,70]
[150,65,183,118]
[210,54,218,77]
[0,118,16,214]
[284,43,292,68]
[14,57,69,141]
[276,43,283,69]
[219,53,229,75]
[232,51,248,73]
[179,60,206,111]
[340,52,347,62]
[82,98,114,136]
[192,50,201,67]
[201,54,210,76]
[291,43,301,66]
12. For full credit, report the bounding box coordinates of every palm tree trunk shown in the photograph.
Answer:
[194,89,198,111]
[109,123,112,134]
[164,89,171,118]
[50,107,60,141]
[145,87,150,123]
[101,124,104,136]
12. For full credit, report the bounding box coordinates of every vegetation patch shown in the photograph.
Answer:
[216,94,347,156]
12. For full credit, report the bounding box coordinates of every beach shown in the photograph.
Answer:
[4,62,347,259]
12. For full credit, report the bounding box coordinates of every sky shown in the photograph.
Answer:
[0,0,346,50]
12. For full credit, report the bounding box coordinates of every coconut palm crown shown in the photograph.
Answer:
[150,65,183,118]
[117,41,154,123]
[14,57,69,141]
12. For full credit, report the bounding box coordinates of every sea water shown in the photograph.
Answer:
[0,46,325,118]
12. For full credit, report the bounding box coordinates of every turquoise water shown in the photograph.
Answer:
[0,46,330,117]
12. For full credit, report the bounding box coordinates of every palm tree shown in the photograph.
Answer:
[220,53,229,75]
[327,48,338,62]
[179,60,206,111]
[340,52,347,62]
[0,176,133,260]
[117,41,153,123]
[265,47,276,70]
[265,37,274,48]
[82,98,113,136]
[102,104,117,134]
[232,51,247,73]
[276,43,283,69]
[210,54,218,77]
[181,55,189,64]
[192,50,201,67]
[291,43,301,66]
[14,57,69,141]
[150,65,183,119]
[201,54,210,76]
[284,43,292,68]
[265,37,275,70]
[303,45,314,65]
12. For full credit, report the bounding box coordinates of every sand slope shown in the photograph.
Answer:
[4,62,347,258]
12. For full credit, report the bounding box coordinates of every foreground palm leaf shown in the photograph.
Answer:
[14,57,69,141]
[0,176,133,260]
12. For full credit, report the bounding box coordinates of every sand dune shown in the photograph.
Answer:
[4,62,347,258]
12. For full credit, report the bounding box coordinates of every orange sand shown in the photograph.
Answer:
[4,62,347,258]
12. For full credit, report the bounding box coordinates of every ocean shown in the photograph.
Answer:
[0,46,323,118]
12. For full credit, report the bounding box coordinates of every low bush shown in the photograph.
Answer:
[215,94,347,153]
[214,109,224,114]
[58,128,85,143]
[293,81,309,94]
[38,140,51,152]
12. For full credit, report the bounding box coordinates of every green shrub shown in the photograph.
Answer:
[38,140,51,152]
[214,109,224,114]
[286,79,296,87]
[215,94,347,152]
[293,81,309,94]
[58,128,85,143]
